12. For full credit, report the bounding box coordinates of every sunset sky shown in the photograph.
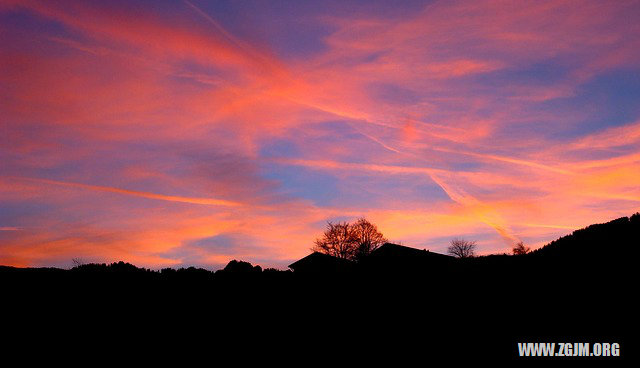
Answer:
[1,0,640,269]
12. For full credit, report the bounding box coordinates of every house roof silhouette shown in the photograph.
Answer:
[288,244,453,273]
[288,252,353,273]
[361,243,454,272]
[370,243,453,260]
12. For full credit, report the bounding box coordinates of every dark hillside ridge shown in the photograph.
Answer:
[2,213,635,362]
[529,212,639,259]
[1,212,638,277]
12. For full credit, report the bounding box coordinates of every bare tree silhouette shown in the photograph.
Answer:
[447,238,476,258]
[71,258,84,268]
[352,218,388,261]
[313,221,357,259]
[512,241,531,255]
[313,218,387,261]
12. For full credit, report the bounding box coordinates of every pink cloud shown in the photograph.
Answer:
[2,0,639,267]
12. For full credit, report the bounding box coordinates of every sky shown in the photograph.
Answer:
[1,0,640,270]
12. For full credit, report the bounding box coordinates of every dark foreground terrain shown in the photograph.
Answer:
[2,214,637,363]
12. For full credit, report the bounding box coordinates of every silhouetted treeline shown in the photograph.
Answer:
[2,213,636,362]
[530,212,639,259]
[1,260,294,285]
[2,212,638,281]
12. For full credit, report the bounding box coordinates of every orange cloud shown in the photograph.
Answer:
[2,0,639,268]
[570,120,640,150]
[11,177,241,207]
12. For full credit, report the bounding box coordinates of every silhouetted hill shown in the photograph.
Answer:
[220,259,262,273]
[3,213,638,278]
[529,212,639,259]
[2,214,636,362]
[451,213,638,276]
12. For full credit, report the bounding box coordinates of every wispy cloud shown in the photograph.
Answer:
[10,177,241,207]
[1,0,639,268]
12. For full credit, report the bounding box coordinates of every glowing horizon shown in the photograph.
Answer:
[2,0,639,269]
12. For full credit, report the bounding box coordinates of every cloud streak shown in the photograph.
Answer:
[1,0,639,268]
[10,177,241,207]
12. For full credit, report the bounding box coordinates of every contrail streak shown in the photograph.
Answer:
[277,158,521,244]
[10,177,241,207]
